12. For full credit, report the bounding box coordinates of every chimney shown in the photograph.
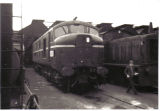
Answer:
[148,22,153,33]
[31,19,44,24]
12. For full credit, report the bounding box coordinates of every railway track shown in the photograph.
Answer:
[36,70,156,109]
[26,68,157,109]
[82,87,154,109]
[100,91,145,109]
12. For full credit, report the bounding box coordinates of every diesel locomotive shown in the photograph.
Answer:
[104,32,158,88]
[32,20,108,92]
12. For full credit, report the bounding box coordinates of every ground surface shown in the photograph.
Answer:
[24,68,158,109]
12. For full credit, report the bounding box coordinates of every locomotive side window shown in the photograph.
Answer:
[39,41,41,49]
[43,38,46,57]
[36,42,38,49]
[48,32,51,42]
[46,38,48,47]
[41,40,43,49]
[34,44,36,51]
[37,42,38,50]
[35,43,37,50]
[37,42,39,49]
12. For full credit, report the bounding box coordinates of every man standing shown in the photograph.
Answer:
[124,60,138,95]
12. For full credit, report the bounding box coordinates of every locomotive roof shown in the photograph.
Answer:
[33,20,99,44]
[52,20,98,30]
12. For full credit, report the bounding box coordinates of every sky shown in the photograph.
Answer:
[1,0,160,31]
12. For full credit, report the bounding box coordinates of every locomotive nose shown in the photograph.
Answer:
[76,35,92,47]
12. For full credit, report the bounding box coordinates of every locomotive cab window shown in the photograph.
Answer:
[54,23,99,37]
[55,26,69,38]
[55,27,66,37]
[69,24,85,33]
[89,28,99,36]
[62,26,69,33]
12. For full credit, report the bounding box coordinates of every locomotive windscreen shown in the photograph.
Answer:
[55,24,99,38]
[70,24,99,35]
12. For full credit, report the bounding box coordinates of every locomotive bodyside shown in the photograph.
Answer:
[32,21,108,91]
[104,33,158,87]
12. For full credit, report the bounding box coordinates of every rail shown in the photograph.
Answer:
[104,63,157,67]
[100,92,146,109]
[24,81,40,109]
